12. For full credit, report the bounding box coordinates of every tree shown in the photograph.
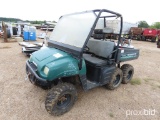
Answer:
[0,17,22,22]
[138,21,149,28]
[150,22,160,29]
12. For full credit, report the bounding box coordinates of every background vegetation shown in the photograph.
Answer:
[0,17,160,29]
[0,17,56,24]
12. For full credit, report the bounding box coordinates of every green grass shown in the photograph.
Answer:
[109,113,114,118]
[144,78,150,83]
[130,78,141,85]
[144,78,154,83]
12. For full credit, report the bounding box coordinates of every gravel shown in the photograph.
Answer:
[0,38,160,120]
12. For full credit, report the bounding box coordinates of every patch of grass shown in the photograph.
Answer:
[144,79,149,83]
[149,83,157,90]
[144,78,154,83]
[130,78,141,85]
[109,113,114,118]
[144,78,150,83]
[158,85,160,89]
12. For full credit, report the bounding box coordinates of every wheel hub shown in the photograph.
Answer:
[113,75,120,86]
[57,94,71,108]
[127,70,133,80]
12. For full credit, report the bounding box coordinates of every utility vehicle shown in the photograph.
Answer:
[26,9,139,116]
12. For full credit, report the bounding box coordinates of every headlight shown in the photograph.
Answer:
[44,67,49,75]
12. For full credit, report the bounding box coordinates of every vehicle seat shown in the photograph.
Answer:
[93,29,104,39]
[83,54,107,66]
[83,39,115,66]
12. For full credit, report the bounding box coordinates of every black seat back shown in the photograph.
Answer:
[87,39,115,59]
[93,29,104,39]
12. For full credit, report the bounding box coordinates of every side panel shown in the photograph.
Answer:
[117,48,139,62]
[79,64,116,91]
[45,58,87,81]
[143,29,157,37]
[79,59,87,75]
[100,65,116,84]
[85,63,115,84]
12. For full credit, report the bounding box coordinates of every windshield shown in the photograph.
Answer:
[49,11,96,48]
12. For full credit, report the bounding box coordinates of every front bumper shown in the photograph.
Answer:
[26,61,49,87]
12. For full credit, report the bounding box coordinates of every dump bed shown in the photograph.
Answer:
[143,28,157,37]
[130,27,143,35]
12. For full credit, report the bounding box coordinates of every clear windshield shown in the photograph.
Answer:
[49,12,96,48]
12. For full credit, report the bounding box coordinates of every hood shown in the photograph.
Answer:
[29,47,72,70]
[33,47,70,62]
[28,46,85,81]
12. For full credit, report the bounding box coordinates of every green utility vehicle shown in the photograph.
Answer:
[26,9,139,116]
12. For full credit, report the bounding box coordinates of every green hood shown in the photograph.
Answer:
[29,47,86,81]
[33,47,70,62]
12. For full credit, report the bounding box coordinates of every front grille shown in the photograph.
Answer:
[30,62,37,71]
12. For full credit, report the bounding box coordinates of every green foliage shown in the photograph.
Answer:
[28,20,45,24]
[0,17,22,22]
[144,78,153,83]
[0,17,56,25]
[150,22,160,29]
[138,21,149,28]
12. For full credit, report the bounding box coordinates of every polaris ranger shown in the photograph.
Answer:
[26,9,139,116]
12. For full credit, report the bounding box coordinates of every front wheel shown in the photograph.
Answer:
[121,64,134,84]
[105,68,123,90]
[45,83,77,116]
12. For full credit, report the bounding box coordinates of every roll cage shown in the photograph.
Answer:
[47,9,123,69]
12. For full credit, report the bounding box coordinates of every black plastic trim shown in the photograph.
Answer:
[26,61,47,83]
[48,40,82,58]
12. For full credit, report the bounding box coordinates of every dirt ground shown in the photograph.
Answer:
[0,35,160,120]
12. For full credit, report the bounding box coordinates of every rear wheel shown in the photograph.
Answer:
[157,40,160,48]
[137,35,141,40]
[142,36,145,41]
[45,83,77,116]
[105,68,123,90]
[128,34,132,39]
[121,64,134,84]
[151,37,156,42]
